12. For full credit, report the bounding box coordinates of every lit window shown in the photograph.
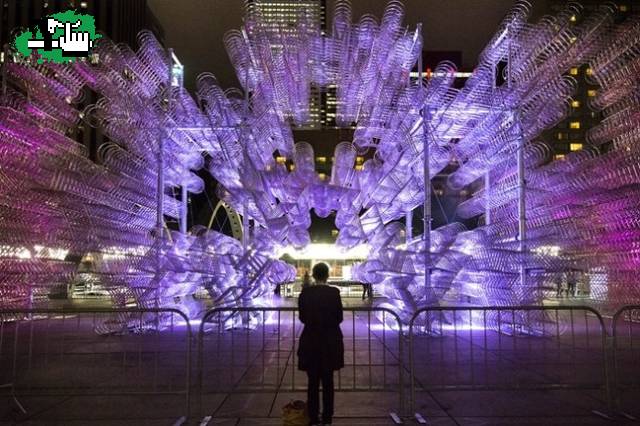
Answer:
[289,164,296,171]
[619,5,629,12]
[555,154,566,161]
[331,229,339,237]
[276,156,287,164]
[569,121,581,130]
[355,164,364,171]
[569,67,578,76]
[318,173,327,181]
[316,156,326,163]
[586,68,593,76]
[356,156,364,164]
[557,132,565,140]
[80,1,88,7]
[570,15,577,22]
[570,143,583,151]
[571,100,580,108]
[588,89,597,97]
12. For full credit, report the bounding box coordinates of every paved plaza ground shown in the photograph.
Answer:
[1,296,639,425]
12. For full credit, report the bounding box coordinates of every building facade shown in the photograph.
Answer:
[546,0,635,158]
[247,0,326,129]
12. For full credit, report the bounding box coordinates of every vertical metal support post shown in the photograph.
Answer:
[155,124,164,311]
[507,28,527,287]
[242,66,250,249]
[180,184,188,234]
[420,43,432,295]
[171,50,188,235]
[242,207,249,248]
[516,108,527,287]
[484,173,491,225]
[154,48,173,308]
[486,58,497,226]
[156,122,165,238]
[406,27,417,247]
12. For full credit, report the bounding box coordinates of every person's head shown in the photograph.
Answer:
[312,263,329,283]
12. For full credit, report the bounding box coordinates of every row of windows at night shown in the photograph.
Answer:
[569,67,594,76]
[557,130,585,139]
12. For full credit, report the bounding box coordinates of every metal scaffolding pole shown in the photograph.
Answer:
[242,65,250,249]
[154,48,173,309]
[486,58,498,226]
[419,33,432,295]
[516,109,527,287]
[484,173,491,225]
[172,51,188,235]
[405,27,419,249]
[157,48,175,239]
[156,131,165,239]
[242,208,249,248]
[180,184,188,234]
[423,108,432,294]
[507,27,527,287]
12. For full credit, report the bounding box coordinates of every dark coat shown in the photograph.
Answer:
[297,284,344,371]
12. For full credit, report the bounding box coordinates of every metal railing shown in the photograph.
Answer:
[196,306,405,421]
[5,304,640,422]
[611,305,640,420]
[0,308,192,423]
[408,305,612,422]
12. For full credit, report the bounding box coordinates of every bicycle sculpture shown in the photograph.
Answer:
[0,1,639,325]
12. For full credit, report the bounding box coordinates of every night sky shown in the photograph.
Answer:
[148,0,551,92]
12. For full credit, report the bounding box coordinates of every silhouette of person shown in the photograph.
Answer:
[297,263,344,425]
[302,270,311,290]
[361,282,373,300]
[554,274,563,298]
[567,269,577,298]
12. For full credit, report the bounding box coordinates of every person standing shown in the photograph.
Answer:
[361,282,373,300]
[302,270,312,290]
[567,269,577,298]
[297,263,344,425]
[554,274,563,298]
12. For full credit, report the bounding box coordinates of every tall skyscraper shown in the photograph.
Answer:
[545,1,635,159]
[247,0,324,35]
[246,0,326,129]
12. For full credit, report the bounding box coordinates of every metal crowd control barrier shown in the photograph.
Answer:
[408,306,612,423]
[0,308,191,424]
[611,305,640,420]
[197,307,405,423]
